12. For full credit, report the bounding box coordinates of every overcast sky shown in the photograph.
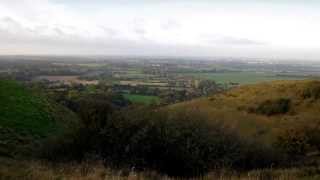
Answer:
[0,0,320,60]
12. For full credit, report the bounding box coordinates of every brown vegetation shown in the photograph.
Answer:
[1,159,320,180]
[169,80,320,145]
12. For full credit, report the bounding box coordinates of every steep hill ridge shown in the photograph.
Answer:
[0,79,78,157]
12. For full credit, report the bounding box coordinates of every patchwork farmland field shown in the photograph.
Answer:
[34,75,99,85]
[184,71,308,84]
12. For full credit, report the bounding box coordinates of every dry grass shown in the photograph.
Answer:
[168,80,320,144]
[1,159,320,180]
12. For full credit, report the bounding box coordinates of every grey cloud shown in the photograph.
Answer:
[53,28,65,36]
[1,17,318,60]
[1,17,25,33]
[133,27,146,36]
[54,24,77,30]
[217,36,266,45]
[0,18,211,56]
[0,17,171,55]
[132,17,145,26]
[131,17,148,37]
[1,17,52,37]
[1,17,19,26]
[161,20,181,31]
[1,25,319,61]
[0,18,266,57]
[0,16,149,52]
[30,25,49,34]
[202,34,266,46]
[99,26,118,37]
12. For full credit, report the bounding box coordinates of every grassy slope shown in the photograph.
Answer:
[168,80,320,144]
[0,79,78,157]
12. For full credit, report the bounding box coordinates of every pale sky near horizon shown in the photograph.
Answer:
[0,0,320,60]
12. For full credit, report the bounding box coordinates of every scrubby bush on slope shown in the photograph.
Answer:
[98,108,245,177]
[40,93,115,161]
[43,104,281,177]
[248,98,291,116]
[275,120,320,159]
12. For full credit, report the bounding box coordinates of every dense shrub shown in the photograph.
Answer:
[275,121,320,159]
[96,108,282,177]
[40,127,92,162]
[98,108,239,176]
[75,94,115,130]
[233,140,282,170]
[249,98,291,116]
[40,93,116,162]
[41,104,283,177]
[275,127,310,157]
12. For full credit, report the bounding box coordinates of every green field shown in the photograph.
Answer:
[185,72,307,84]
[123,94,161,105]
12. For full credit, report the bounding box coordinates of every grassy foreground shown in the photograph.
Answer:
[1,159,320,180]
